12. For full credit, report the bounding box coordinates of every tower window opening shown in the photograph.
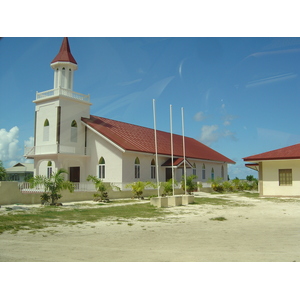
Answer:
[71,120,77,142]
[43,119,50,141]
[98,157,105,179]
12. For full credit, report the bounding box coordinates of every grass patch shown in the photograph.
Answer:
[0,203,169,235]
[210,217,227,221]
[193,197,252,207]
[240,192,260,198]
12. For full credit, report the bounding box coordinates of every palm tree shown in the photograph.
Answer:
[30,168,74,204]
[125,181,154,199]
[86,175,109,201]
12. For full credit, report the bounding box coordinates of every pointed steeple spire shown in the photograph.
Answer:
[51,37,77,65]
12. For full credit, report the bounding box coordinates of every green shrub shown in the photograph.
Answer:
[125,181,154,199]
[182,175,200,194]
[161,178,177,196]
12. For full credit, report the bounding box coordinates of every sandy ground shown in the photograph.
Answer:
[1,192,300,262]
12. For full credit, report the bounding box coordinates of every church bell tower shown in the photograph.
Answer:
[25,37,92,180]
[51,37,78,90]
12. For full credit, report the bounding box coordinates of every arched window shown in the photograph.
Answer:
[151,159,156,179]
[71,120,77,142]
[221,165,224,179]
[98,157,105,179]
[135,157,140,179]
[211,168,215,180]
[47,161,52,178]
[193,163,196,176]
[202,164,206,180]
[43,119,50,141]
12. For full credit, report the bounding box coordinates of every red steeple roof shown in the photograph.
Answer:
[51,37,77,64]
[243,143,300,161]
[82,115,235,164]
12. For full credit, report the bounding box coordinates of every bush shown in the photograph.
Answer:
[161,178,177,196]
[125,181,154,199]
[210,178,258,193]
[40,192,50,205]
[182,175,200,194]
[87,175,109,201]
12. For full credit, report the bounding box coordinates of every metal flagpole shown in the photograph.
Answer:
[152,99,160,197]
[170,105,175,196]
[182,107,187,195]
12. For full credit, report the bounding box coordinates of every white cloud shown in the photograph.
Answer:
[0,126,19,162]
[24,136,34,148]
[223,114,237,126]
[0,127,33,167]
[246,73,297,88]
[193,111,207,122]
[199,125,219,146]
[199,125,237,146]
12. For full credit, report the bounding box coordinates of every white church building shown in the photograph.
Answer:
[25,38,235,189]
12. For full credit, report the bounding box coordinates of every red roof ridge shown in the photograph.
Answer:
[243,143,300,161]
[51,37,77,65]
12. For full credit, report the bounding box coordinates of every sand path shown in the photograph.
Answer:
[1,193,300,262]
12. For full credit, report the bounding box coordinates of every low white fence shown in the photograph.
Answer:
[18,182,45,193]
[18,181,207,194]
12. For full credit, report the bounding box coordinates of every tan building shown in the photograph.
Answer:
[243,143,300,197]
[6,163,34,182]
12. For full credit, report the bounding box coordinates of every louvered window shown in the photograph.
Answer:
[279,169,292,186]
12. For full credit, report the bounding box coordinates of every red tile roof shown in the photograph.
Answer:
[51,37,77,65]
[243,143,300,161]
[82,115,235,164]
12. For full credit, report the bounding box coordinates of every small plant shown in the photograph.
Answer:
[210,217,227,221]
[30,168,74,205]
[87,175,110,202]
[161,178,178,196]
[40,192,50,205]
[182,175,200,194]
[125,181,154,199]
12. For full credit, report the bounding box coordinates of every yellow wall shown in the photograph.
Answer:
[261,160,300,196]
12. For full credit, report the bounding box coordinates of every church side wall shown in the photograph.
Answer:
[85,130,123,184]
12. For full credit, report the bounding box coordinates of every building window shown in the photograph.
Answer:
[98,157,105,179]
[68,69,72,89]
[202,164,206,180]
[151,159,156,179]
[43,119,50,141]
[55,68,59,88]
[279,169,292,186]
[61,67,65,87]
[211,168,214,180]
[71,120,77,142]
[47,161,52,178]
[193,163,196,176]
[135,157,140,179]
[221,165,224,179]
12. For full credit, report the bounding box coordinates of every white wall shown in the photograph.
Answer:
[86,130,123,183]
[261,160,300,196]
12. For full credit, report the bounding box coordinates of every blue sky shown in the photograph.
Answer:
[1,36,300,179]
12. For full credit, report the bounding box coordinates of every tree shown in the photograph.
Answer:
[0,160,7,181]
[30,168,74,204]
